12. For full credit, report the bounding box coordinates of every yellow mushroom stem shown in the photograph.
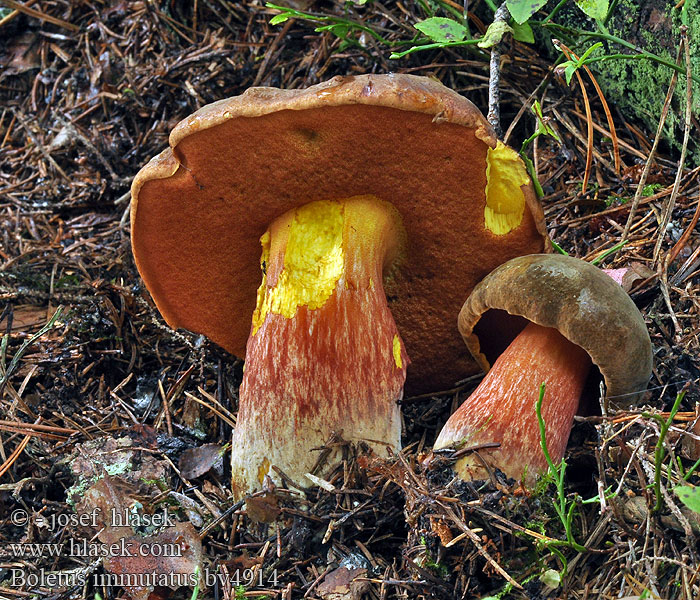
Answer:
[434,321,592,483]
[230,196,408,498]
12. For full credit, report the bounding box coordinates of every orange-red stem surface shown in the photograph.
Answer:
[230,198,407,498]
[435,322,591,482]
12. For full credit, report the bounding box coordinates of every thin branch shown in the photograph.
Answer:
[486,2,509,139]
[621,37,683,242]
[654,26,692,267]
[0,0,79,31]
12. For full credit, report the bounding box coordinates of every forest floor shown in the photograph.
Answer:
[0,1,699,599]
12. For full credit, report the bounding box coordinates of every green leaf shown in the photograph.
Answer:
[531,100,544,120]
[531,100,560,141]
[539,569,561,590]
[558,42,603,85]
[315,23,349,38]
[269,13,290,25]
[574,0,609,21]
[506,0,548,25]
[511,20,534,44]
[414,17,468,43]
[675,485,700,514]
[564,63,577,85]
[578,41,604,62]
[550,240,569,255]
[477,20,513,48]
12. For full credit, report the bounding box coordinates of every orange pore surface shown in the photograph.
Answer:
[133,103,545,393]
[436,321,592,479]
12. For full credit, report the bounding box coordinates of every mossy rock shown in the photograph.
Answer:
[553,0,698,161]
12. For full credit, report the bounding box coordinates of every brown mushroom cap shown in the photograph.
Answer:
[131,74,547,393]
[458,254,653,406]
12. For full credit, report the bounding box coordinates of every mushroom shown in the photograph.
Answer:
[433,254,653,483]
[130,74,547,498]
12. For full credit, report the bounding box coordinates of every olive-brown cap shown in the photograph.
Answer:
[131,74,547,393]
[458,254,653,406]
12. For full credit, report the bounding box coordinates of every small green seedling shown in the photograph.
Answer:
[266,2,394,49]
[643,391,685,513]
[1,306,65,392]
[519,100,560,198]
[556,42,604,85]
[535,384,586,571]
[190,566,200,600]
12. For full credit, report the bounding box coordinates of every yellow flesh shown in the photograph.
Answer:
[251,196,404,343]
[252,201,345,334]
[484,142,529,235]
[393,334,403,369]
[257,457,271,485]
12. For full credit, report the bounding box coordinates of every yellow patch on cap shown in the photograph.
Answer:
[392,334,402,369]
[252,201,344,334]
[484,141,529,235]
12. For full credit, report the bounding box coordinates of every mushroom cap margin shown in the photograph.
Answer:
[458,254,653,406]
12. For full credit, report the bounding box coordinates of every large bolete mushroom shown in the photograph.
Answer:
[130,74,547,498]
[434,254,653,483]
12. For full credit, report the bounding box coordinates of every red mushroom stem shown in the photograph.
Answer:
[230,196,408,497]
[434,321,591,482]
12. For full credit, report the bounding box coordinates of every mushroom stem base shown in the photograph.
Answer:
[434,322,591,483]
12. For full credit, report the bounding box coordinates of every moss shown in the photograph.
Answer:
[556,0,699,161]
[3,269,52,293]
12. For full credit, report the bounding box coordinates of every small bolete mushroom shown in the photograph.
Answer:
[130,74,547,498]
[434,254,653,483]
